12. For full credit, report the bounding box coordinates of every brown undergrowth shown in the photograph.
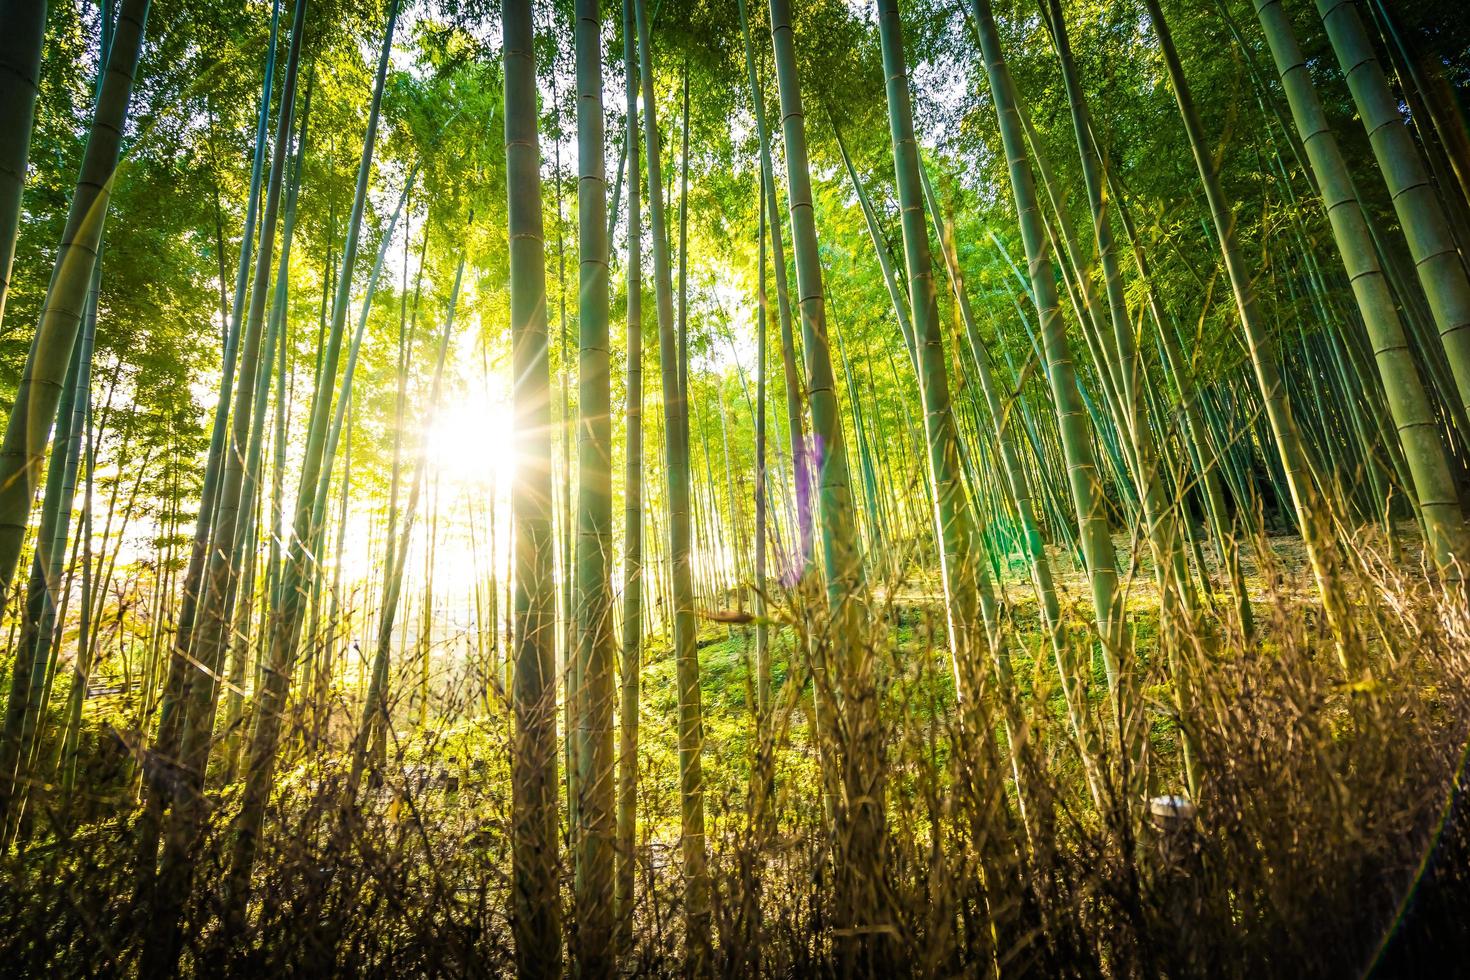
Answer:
[1,532,1467,977]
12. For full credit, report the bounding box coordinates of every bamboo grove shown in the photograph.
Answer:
[1,0,1469,974]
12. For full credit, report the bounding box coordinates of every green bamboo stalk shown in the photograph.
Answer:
[1045,0,1191,611]
[141,0,304,964]
[0,297,85,843]
[301,158,417,655]
[615,0,642,945]
[633,0,710,963]
[0,250,98,845]
[165,0,304,801]
[1108,168,1253,635]
[921,166,1101,801]
[1255,0,1467,573]
[877,0,996,699]
[1016,104,1131,458]
[571,0,615,972]
[717,385,746,584]
[1043,0,1197,787]
[677,61,690,402]
[0,0,147,624]
[737,0,813,576]
[221,0,404,930]
[57,387,96,809]
[502,2,562,974]
[754,175,771,726]
[767,0,887,963]
[137,0,281,879]
[970,0,1122,689]
[549,24,577,852]
[1146,0,1355,667]
[1313,0,1470,440]
[224,73,312,779]
[834,125,918,371]
[1367,0,1470,214]
[344,260,463,803]
[0,0,46,330]
[832,319,884,562]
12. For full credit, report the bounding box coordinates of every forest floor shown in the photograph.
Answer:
[5,523,1468,975]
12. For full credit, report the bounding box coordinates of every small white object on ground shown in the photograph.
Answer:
[1148,794,1197,829]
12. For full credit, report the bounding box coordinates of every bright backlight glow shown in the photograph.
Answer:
[423,386,517,491]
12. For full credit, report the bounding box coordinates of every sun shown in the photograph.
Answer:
[422,385,517,492]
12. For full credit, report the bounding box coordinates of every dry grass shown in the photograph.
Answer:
[1,530,1468,977]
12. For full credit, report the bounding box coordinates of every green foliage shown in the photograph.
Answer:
[2,0,1469,972]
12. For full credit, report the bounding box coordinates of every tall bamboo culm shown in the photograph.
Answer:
[633,0,711,966]
[0,0,150,839]
[1145,0,1356,668]
[768,0,889,969]
[503,2,562,976]
[572,0,615,974]
[1314,0,1470,433]
[969,0,1123,690]
[0,0,148,609]
[224,0,403,929]
[1254,0,1467,574]
[0,0,46,331]
[615,0,643,951]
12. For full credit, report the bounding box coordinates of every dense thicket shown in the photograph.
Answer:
[1,0,1469,975]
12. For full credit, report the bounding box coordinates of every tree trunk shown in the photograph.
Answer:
[220,0,403,932]
[0,0,46,329]
[615,0,642,947]
[1313,0,1470,430]
[970,0,1123,694]
[1146,0,1355,668]
[737,0,813,579]
[767,0,888,967]
[1257,0,1467,571]
[572,0,615,974]
[633,0,711,966]
[503,2,563,976]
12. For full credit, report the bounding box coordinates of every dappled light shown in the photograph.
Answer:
[0,0,1469,976]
